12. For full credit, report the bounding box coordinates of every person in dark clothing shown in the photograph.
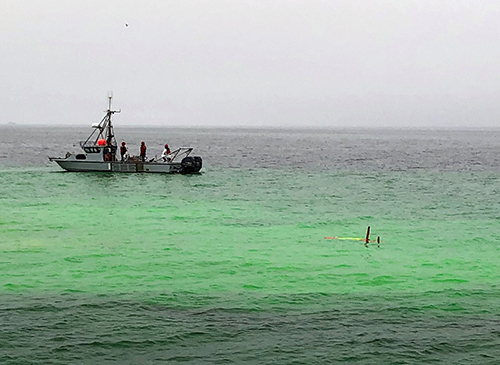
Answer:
[120,142,128,162]
[140,141,147,162]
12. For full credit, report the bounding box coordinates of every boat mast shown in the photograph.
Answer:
[82,95,120,148]
[104,94,119,148]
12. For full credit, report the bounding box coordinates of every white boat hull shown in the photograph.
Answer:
[52,160,190,173]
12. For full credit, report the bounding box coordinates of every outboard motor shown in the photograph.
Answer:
[181,156,203,174]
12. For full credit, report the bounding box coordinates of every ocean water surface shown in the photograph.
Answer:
[1,126,500,364]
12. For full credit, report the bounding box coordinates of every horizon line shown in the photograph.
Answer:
[2,123,500,131]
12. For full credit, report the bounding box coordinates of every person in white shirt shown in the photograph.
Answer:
[161,144,171,162]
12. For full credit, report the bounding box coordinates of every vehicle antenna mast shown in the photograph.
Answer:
[104,93,120,150]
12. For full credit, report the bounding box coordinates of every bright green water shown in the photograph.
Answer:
[2,168,499,297]
[2,166,500,363]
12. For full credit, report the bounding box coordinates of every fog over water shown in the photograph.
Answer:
[2,0,500,128]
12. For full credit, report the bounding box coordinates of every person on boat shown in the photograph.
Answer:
[161,144,172,162]
[140,142,147,162]
[103,147,112,161]
[120,142,128,162]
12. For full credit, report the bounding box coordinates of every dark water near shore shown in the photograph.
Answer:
[1,126,500,364]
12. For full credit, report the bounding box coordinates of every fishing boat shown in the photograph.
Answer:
[49,96,202,174]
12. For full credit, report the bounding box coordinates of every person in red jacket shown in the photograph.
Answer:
[140,141,147,162]
[120,142,128,162]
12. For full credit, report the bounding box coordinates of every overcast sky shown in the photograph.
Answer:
[2,0,500,128]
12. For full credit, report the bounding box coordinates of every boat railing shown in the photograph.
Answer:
[78,140,194,163]
[170,147,193,161]
[80,141,101,148]
[152,147,193,162]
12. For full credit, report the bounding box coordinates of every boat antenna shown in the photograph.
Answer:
[108,92,113,111]
[104,94,120,149]
[82,94,120,148]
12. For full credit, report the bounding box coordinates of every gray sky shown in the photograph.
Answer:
[2,0,500,128]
